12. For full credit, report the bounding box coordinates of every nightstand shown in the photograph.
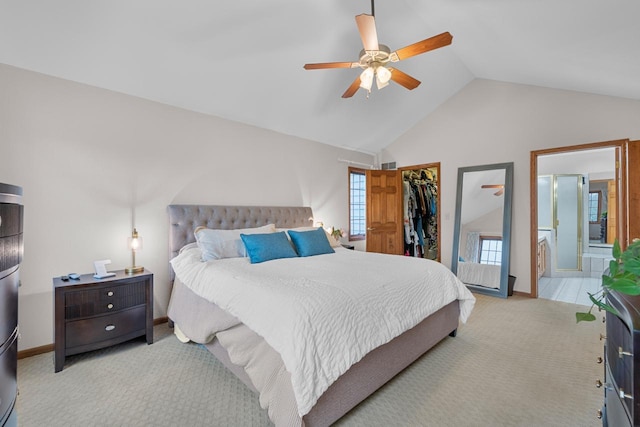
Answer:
[53,269,153,372]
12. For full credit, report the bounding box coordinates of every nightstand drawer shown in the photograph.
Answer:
[65,305,146,349]
[0,203,22,238]
[65,280,147,319]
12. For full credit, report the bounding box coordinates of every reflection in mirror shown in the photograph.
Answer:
[451,163,514,298]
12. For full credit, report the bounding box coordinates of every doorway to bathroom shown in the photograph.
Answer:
[530,140,627,305]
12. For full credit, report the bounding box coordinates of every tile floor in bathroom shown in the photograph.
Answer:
[538,276,601,307]
[538,243,613,307]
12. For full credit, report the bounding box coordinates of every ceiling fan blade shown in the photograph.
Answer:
[392,32,453,62]
[303,62,359,70]
[342,76,362,98]
[355,14,379,51]
[494,189,504,196]
[389,68,421,90]
[481,184,504,189]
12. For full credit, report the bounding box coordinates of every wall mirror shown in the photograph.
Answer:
[451,162,514,298]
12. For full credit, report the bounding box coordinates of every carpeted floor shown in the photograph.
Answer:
[17,294,604,426]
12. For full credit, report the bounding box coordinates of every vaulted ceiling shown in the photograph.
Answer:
[1,0,639,154]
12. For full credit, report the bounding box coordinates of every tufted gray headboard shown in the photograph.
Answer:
[167,205,314,280]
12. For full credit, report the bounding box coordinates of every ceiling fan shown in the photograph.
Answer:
[303,1,453,98]
[481,184,504,197]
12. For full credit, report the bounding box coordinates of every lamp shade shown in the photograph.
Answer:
[376,66,391,89]
[359,67,374,91]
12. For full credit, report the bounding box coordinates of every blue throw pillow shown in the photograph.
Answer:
[288,227,335,257]
[240,232,298,264]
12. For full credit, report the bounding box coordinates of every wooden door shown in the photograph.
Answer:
[608,179,617,244]
[629,140,640,243]
[366,170,403,254]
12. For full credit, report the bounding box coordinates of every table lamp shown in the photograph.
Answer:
[125,228,144,274]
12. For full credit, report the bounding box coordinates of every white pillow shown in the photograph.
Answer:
[178,242,199,254]
[275,226,342,248]
[195,224,276,261]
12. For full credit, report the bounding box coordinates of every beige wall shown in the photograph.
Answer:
[0,64,374,350]
[7,65,640,350]
[382,79,640,295]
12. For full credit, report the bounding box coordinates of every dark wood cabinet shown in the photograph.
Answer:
[0,183,22,427]
[603,290,640,426]
[53,270,153,372]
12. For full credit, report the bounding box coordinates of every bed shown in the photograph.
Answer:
[456,261,501,289]
[167,205,475,426]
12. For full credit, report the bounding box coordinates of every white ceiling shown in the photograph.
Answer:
[2,0,639,154]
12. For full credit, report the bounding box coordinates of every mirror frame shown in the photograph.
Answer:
[451,162,514,298]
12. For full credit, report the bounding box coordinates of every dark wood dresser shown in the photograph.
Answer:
[53,270,153,372]
[0,183,22,427]
[602,290,640,426]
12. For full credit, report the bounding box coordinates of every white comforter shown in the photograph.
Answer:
[457,261,502,289]
[171,247,475,416]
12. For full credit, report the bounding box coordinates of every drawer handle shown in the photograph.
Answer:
[105,324,116,332]
[107,303,114,309]
[619,346,633,358]
[107,291,114,297]
[620,388,634,400]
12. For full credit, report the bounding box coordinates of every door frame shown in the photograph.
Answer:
[530,139,628,298]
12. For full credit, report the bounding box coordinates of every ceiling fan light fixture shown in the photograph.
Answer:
[375,66,391,89]
[303,5,452,98]
[376,76,389,90]
[359,67,374,91]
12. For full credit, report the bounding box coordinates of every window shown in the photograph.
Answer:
[479,236,502,265]
[349,167,366,241]
[588,191,602,223]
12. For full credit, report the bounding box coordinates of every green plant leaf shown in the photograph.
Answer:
[613,239,622,259]
[623,258,640,276]
[578,238,639,323]
[588,293,605,308]
[609,260,619,276]
[588,293,619,315]
[576,312,596,323]
[609,278,640,295]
